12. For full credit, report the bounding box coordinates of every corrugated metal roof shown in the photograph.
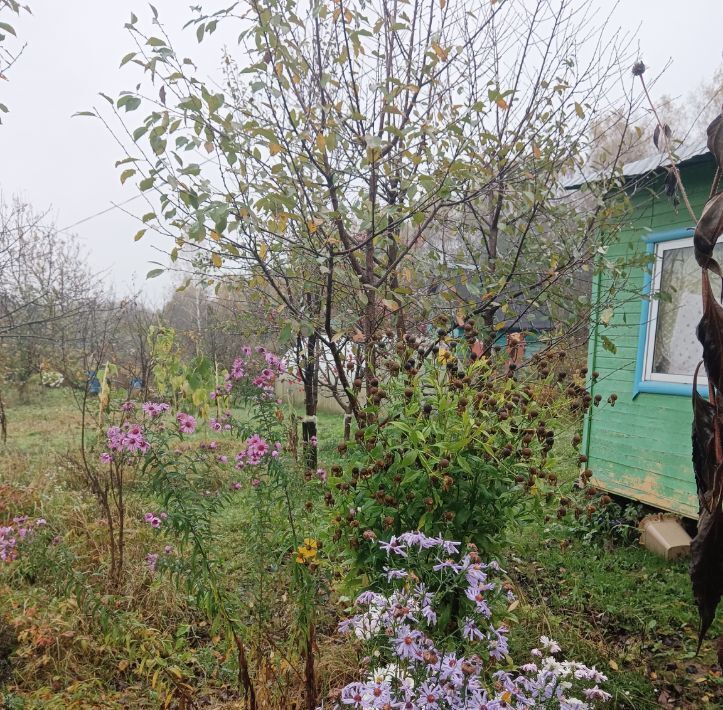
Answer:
[563,140,710,189]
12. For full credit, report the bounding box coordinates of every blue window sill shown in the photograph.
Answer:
[632,380,705,398]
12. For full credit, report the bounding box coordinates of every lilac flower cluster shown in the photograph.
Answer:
[106,422,149,455]
[143,511,168,528]
[142,401,170,418]
[209,411,233,432]
[332,532,611,709]
[235,435,281,467]
[0,516,46,562]
[210,347,286,401]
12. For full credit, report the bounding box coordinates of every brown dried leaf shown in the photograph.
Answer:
[692,363,718,502]
[696,272,723,392]
[707,109,723,169]
[694,193,723,277]
[691,503,723,651]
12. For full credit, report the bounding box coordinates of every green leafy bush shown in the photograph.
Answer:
[330,336,591,579]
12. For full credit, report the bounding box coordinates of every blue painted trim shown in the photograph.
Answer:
[632,226,698,398]
[635,380,708,398]
[642,227,694,244]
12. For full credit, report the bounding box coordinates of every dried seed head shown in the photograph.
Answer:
[631,60,646,76]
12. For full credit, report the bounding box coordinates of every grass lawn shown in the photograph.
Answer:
[1,388,721,707]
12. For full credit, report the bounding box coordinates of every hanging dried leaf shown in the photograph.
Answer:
[664,168,677,198]
[692,364,718,501]
[696,271,723,393]
[694,193,723,277]
[707,108,723,169]
[691,502,723,651]
[653,123,672,151]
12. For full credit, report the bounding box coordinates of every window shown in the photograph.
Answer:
[642,236,723,385]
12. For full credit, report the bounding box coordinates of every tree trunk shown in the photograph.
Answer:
[301,333,318,470]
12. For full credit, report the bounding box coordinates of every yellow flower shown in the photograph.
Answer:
[296,538,318,563]
[437,348,452,364]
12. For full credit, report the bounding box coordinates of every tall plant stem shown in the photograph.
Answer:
[637,73,698,223]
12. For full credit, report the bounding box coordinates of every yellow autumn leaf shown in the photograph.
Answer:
[495,96,509,110]
[211,253,222,268]
[344,8,352,22]
[431,41,448,61]
[259,243,268,259]
[532,142,541,159]
[316,133,326,151]
[269,142,283,155]
[118,659,129,671]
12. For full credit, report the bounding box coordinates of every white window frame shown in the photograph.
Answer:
[642,236,698,385]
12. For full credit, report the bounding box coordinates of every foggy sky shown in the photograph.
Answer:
[1,0,721,305]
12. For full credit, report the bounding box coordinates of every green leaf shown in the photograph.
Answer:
[0,22,17,36]
[601,335,616,353]
[72,111,96,118]
[139,176,155,191]
[147,37,167,47]
[120,169,136,184]
[147,268,164,279]
[574,102,585,119]
[120,52,136,67]
[134,229,147,242]
[117,95,141,112]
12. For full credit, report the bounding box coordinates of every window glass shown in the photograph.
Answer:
[648,240,723,382]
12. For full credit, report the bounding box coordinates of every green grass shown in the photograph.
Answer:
[1,389,722,707]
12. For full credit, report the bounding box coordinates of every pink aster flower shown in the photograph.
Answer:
[176,412,197,434]
[145,553,159,573]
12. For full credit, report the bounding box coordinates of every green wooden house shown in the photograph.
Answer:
[579,144,715,518]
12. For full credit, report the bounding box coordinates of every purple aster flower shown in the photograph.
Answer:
[416,681,442,709]
[379,536,407,557]
[145,553,159,573]
[462,617,484,642]
[584,686,612,701]
[340,682,364,707]
[384,567,408,582]
[393,627,423,661]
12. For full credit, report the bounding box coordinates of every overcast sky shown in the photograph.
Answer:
[1,1,721,305]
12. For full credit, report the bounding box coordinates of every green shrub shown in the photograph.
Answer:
[330,339,590,580]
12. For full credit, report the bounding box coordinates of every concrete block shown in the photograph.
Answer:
[639,516,691,561]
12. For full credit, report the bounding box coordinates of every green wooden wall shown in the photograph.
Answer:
[583,157,716,518]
